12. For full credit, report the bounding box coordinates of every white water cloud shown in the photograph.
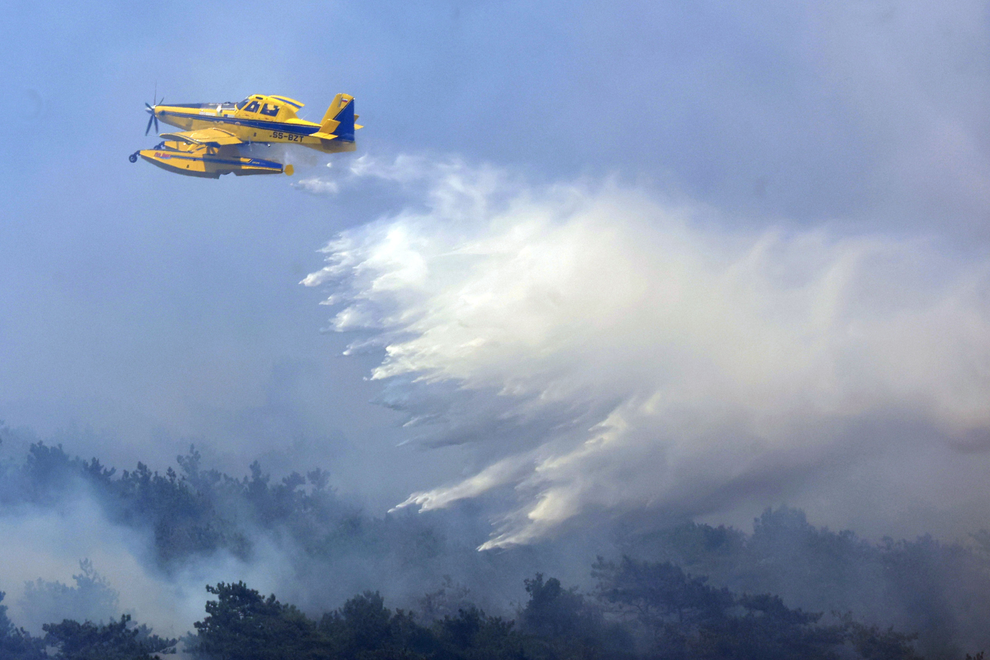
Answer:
[305,156,990,548]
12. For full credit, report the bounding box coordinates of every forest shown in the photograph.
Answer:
[1,437,988,659]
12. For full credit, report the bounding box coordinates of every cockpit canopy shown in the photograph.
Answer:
[232,95,300,119]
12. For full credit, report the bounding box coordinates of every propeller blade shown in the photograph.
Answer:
[144,87,163,135]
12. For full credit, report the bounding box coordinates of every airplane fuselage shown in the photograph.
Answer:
[151,95,356,154]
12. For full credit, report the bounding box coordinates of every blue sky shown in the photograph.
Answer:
[1,0,988,533]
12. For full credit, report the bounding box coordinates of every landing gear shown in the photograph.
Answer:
[128,152,139,163]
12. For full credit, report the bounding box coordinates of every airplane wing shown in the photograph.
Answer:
[159,127,244,146]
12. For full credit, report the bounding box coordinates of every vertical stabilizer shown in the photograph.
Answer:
[319,93,357,141]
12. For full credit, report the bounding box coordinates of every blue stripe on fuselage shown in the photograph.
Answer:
[270,96,303,109]
[158,111,320,136]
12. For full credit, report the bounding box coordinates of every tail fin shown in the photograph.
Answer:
[317,93,362,141]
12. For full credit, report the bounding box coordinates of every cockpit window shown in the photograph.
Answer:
[235,98,251,110]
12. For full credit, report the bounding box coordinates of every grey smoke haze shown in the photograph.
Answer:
[0,490,194,636]
[3,0,989,489]
[1,0,989,637]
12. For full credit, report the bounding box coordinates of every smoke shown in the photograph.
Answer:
[304,155,990,549]
[0,496,192,636]
[0,477,313,637]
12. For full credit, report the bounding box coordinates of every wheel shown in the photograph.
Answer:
[128,153,138,163]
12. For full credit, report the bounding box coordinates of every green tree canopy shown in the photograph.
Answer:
[191,581,327,660]
[43,614,175,660]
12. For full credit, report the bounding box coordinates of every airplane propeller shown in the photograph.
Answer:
[144,99,163,135]
[145,87,164,135]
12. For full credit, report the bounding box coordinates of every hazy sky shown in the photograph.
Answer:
[1,0,988,540]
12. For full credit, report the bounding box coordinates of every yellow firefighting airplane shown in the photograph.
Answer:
[130,93,361,178]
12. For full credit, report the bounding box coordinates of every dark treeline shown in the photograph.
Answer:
[1,437,989,658]
[0,566,965,659]
[1,595,176,660]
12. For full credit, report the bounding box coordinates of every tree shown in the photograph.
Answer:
[418,576,473,622]
[593,556,731,645]
[521,574,598,640]
[19,559,119,633]
[520,573,631,660]
[433,606,523,660]
[191,582,327,660]
[322,591,393,653]
[0,591,45,660]
[319,590,436,659]
[594,556,850,659]
[43,614,175,660]
[843,620,923,660]
[691,594,843,660]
